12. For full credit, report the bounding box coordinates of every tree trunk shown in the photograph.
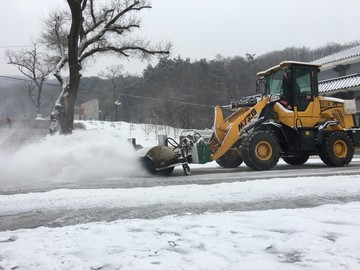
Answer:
[61,90,77,134]
[50,0,83,135]
[63,0,82,133]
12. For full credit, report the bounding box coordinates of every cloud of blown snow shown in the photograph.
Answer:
[0,130,140,185]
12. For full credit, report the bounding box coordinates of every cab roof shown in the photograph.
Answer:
[257,61,322,77]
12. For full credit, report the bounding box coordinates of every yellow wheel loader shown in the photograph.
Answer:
[140,61,360,175]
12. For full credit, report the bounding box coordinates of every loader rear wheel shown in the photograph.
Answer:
[282,154,309,165]
[319,131,353,167]
[241,131,279,170]
[216,149,243,168]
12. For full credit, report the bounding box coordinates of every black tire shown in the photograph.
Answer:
[141,156,156,175]
[158,166,175,176]
[282,154,309,165]
[216,149,243,168]
[241,131,280,170]
[141,156,174,176]
[319,131,353,167]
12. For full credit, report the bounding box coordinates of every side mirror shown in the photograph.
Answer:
[256,78,266,94]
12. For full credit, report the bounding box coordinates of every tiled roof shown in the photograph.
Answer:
[315,45,360,65]
[319,73,360,93]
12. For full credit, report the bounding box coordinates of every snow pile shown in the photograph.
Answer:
[0,202,359,270]
[0,130,140,185]
[76,120,183,147]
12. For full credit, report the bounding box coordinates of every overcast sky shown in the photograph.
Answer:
[0,0,359,77]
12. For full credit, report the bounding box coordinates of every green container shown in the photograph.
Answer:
[192,139,212,164]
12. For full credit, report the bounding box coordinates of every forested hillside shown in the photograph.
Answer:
[1,41,359,129]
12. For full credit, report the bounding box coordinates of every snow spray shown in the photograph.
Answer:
[0,130,140,186]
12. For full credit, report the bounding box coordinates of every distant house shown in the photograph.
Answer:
[74,107,85,120]
[316,45,360,108]
[74,99,99,120]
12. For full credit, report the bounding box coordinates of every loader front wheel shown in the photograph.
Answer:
[216,149,243,168]
[241,131,279,170]
[319,131,353,167]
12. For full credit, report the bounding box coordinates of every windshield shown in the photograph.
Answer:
[265,69,284,95]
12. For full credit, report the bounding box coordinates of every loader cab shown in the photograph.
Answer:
[258,61,320,109]
[257,61,322,127]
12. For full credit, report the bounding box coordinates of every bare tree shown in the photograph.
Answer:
[7,42,54,118]
[41,0,171,134]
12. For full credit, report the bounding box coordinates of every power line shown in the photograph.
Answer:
[92,89,214,108]
[0,45,32,48]
[0,75,214,108]
[0,75,60,87]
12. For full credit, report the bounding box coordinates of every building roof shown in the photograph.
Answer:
[319,73,360,93]
[315,45,360,65]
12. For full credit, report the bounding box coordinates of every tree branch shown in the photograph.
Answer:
[89,0,96,24]
[79,43,170,62]
[78,1,151,57]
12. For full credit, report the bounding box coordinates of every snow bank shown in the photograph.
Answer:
[2,175,360,215]
[76,120,183,147]
[0,202,359,270]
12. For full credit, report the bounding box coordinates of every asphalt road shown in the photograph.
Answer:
[2,158,360,195]
[1,158,360,231]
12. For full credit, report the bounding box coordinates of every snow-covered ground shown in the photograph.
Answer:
[1,202,359,270]
[0,121,359,269]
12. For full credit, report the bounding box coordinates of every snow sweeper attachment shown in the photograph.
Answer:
[138,130,212,176]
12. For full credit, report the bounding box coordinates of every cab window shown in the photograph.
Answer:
[294,68,311,95]
[294,67,313,111]
[266,69,284,95]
